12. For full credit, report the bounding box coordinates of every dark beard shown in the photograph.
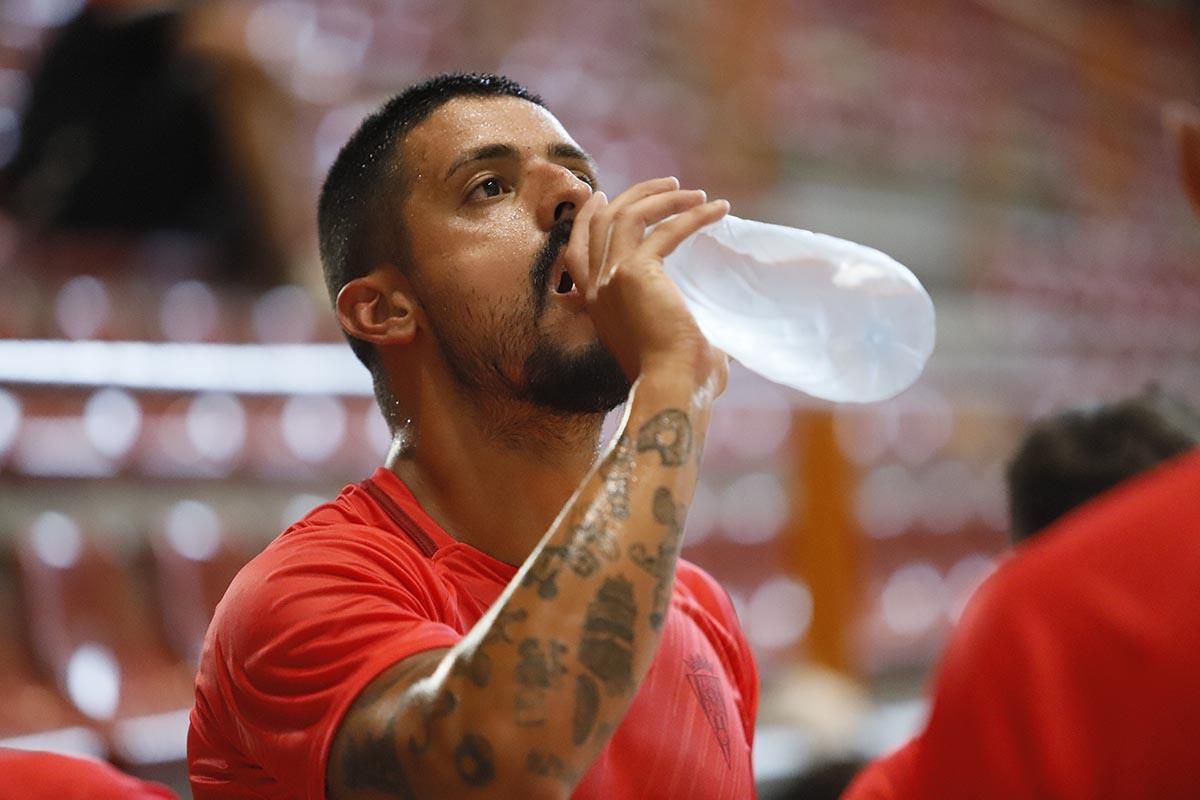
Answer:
[427,220,631,416]
[520,335,631,414]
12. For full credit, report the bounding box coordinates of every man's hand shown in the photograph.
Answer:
[562,177,730,391]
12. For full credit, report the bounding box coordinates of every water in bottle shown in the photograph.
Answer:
[662,214,936,403]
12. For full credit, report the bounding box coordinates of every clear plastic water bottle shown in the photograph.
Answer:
[663,214,936,403]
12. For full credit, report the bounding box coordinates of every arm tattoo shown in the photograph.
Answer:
[454,733,496,786]
[523,545,568,599]
[514,637,568,726]
[408,688,459,756]
[522,516,619,598]
[565,515,620,575]
[487,607,529,645]
[527,749,579,786]
[578,576,637,696]
[340,715,417,799]
[572,674,600,746]
[524,415,683,600]
[629,487,686,630]
[451,606,529,687]
[451,649,492,687]
[636,409,692,466]
[599,433,635,518]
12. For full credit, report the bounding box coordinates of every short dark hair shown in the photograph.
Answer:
[1005,391,1200,543]
[317,73,545,385]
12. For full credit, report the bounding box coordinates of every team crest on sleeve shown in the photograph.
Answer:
[684,653,732,768]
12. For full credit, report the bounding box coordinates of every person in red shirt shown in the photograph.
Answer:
[0,749,177,799]
[845,447,1200,799]
[188,73,758,799]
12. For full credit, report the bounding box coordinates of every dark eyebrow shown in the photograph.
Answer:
[444,142,597,182]
[548,142,596,171]
[444,143,519,181]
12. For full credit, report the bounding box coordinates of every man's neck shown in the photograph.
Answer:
[385,384,609,566]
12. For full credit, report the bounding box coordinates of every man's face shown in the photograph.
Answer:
[395,95,630,414]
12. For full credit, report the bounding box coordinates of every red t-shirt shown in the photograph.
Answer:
[0,749,178,799]
[188,468,758,799]
[846,449,1200,800]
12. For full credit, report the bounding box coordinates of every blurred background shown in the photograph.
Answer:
[0,0,1198,795]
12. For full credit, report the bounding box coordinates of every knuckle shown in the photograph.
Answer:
[611,206,636,223]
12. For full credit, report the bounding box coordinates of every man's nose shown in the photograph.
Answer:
[535,164,593,230]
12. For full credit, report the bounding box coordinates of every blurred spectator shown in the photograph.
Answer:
[1006,389,1200,543]
[0,748,177,799]
[0,0,308,287]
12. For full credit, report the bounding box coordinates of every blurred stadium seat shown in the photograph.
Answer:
[150,501,249,668]
[15,513,195,767]
[0,545,106,759]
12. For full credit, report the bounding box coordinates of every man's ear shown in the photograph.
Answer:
[335,266,419,347]
[1165,101,1200,220]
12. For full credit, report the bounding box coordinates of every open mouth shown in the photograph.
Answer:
[531,221,581,308]
[554,269,575,294]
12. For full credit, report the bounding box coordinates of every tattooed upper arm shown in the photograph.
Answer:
[327,648,450,800]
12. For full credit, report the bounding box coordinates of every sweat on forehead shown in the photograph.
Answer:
[397,95,587,188]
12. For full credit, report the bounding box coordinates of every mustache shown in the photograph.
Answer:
[531,219,575,299]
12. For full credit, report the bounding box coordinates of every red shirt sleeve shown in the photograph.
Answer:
[188,525,462,799]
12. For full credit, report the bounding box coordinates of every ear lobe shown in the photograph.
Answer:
[336,272,418,347]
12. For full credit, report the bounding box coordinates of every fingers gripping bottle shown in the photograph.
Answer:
[662,215,936,403]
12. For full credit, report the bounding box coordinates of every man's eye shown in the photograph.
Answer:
[469,178,507,200]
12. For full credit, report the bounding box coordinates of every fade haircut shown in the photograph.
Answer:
[1005,390,1200,543]
[317,73,545,398]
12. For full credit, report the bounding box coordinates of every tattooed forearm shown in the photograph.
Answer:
[599,433,635,518]
[405,690,456,758]
[629,487,686,630]
[579,576,637,697]
[565,516,620,575]
[636,409,693,466]
[572,674,600,746]
[409,689,459,756]
[522,545,568,599]
[513,637,568,726]
[488,608,529,645]
[454,733,496,786]
[451,606,530,688]
[522,515,620,598]
[527,749,579,785]
[451,648,492,688]
[341,715,418,799]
